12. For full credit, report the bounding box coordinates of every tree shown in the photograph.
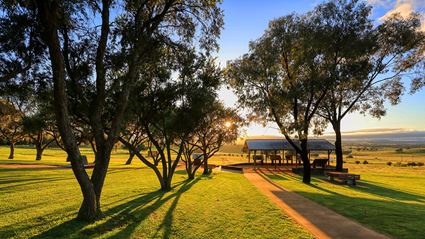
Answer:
[182,101,242,179]
[120,123,147,165]
[0,99,24,159]
[315,0,425,171]
[122,50,221,189]
[2,0,223,221]
[227,13,330,184]
[22,114,55,160]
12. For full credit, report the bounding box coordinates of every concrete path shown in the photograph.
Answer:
[244,169,390,239]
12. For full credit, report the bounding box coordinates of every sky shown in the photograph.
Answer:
[216,0,425,136]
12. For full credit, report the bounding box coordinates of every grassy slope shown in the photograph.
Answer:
[263,164,425,239]
[0,165,312,239]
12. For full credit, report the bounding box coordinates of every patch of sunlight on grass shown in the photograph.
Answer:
[0,167,312,239]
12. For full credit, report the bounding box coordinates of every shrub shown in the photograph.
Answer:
[407,162,417,167]
[347,154,354,159]
[395,148,403,153]
[355,160,360,164]
[386,162,392,166]
[363,160,368,164]
[418,162,424,167]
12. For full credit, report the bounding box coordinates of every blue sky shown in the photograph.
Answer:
[216,0,425,136]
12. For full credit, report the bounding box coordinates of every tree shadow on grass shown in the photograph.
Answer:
[31,178,200,239]
[264,171,425,238]
[290,189,425,239]
[265,169,425,203]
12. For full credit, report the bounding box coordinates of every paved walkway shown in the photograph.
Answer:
[244,168,390,239]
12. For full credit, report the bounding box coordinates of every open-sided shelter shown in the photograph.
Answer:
[242,138,335,164]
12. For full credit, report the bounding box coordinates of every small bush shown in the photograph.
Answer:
[395,148,403,153]
[347,154,354,159]
[386,162,392,166]
[355,160,360,164]
[363,160,368,164]
[407,162,417,167]
[418,162,424,167]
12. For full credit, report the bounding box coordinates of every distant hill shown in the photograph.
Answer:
[229,129,425,149]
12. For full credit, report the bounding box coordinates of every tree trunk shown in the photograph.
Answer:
[161,178,172,191]
[202,154,209,175]
[77,181,101,221]
[300,140,311,184]
[35,144,43,161]
[8,142,14,159]
[125,150,135,165]
[333,121,344,172]
[36,1,104,222]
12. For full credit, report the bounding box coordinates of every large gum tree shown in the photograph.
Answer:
[315,0,425,171]
[227,13,330,184]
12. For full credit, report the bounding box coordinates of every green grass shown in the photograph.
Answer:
[262,164,425,239]
[0,162,312,238]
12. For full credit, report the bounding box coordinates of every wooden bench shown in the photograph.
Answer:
[327,171,360,185]
[269,155,282,165]
[312,158,329,169]
[253,155,264,165]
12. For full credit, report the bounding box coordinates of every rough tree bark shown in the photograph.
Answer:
[202,154,209,175]
[36,0,100,221]
[332,121,344,171]
[125,149,135,165]
[300,139,311,184]
[8,142,14,159]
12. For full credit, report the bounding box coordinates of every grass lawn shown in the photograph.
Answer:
[0,162,312,238]
[262,164,425,239]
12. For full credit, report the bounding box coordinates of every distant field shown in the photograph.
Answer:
[3,144,425,167]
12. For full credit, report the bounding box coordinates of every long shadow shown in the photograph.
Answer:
[291,190,425,239]
[31,178,200,239]
[263,170,425,238]
[264,169,425,203]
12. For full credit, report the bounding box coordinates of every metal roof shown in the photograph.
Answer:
[243,139,335,152]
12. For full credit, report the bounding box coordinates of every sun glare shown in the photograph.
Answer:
[224,121,232,128]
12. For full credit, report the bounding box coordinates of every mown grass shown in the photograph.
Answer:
[0,159,312,238]
[262,163,425,239]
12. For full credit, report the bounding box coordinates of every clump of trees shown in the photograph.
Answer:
[227,0,424,183]
[1,0,224,221]
[182,101,242,179]
[0,99,23,159]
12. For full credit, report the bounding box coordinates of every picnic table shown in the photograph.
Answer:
[312,158,329,168]
[269,155,282,165]
[253,155,264,165]
[326,171,360,185]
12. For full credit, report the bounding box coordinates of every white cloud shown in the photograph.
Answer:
[373,0,425,31]
[379,0,414,20]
